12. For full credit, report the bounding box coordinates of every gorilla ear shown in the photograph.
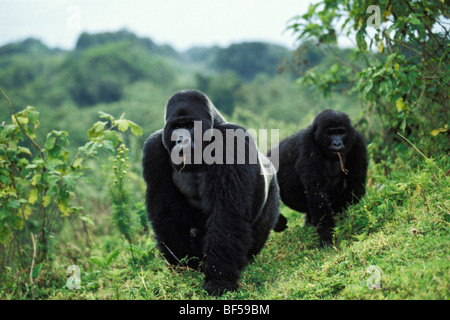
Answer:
[206,99,226,126]
[312,123,318,134]
[312,122,322,142]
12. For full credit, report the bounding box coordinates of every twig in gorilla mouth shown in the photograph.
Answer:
[337,152,349,175]
[178,153,187,174]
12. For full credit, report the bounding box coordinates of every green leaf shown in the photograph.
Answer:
[88,121,107,139]
[47,145,63,159]
[72,157,83,168]
[363,81,374,98]
[32,263,43,279]
[396,97,406,112]
[102,140,115,154]
[80,214,95,226]
[430,126,448,136]
[105,249,121,265]
[62,172,79,187]
[2,124,19,136]
[400,118,406,132]
[31,174,41,186]
[409,17,421,25]
[90,256,106,268]
[115,119,129,132]
[44,137,56,150]
[18,147,32,156]
[7,199,23,209]
[103,130,120,147]
[98,111,115,122]
[43,195,52,207]
[81,141,100,156]
[47,158,65,167]
[50,130,68,138]
[128,121,143,136]
[25,106,40,124]
[58,200,70,217]
[28,188,38,205]
[12,115,28,125]
[356,29,367,52]
[0,226,11,244]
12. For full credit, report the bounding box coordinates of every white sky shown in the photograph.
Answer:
[0,0,317,51]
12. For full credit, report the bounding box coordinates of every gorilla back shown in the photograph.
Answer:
[142,89,282,296]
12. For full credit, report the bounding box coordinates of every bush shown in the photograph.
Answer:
[0,90,143,298]
[288,0,449,158]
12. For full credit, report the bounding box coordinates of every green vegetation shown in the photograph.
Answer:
[289,0,449,158]
[0,0,448,300]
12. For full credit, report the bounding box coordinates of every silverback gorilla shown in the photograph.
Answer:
[269,110,368,246]
[142,90,285,296]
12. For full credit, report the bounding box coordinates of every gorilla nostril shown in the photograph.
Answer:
[177,136,191,146]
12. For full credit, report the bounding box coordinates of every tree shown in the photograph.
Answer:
[65,41,176,106]
[195,72,242,115]
[214,42,290,81]
[288,0,449,157]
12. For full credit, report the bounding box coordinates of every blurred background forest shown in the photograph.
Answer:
[0,0,448,300]
[0,29,361,147]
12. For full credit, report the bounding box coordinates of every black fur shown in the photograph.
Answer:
[269,110,368,245]
[142,89,282,296]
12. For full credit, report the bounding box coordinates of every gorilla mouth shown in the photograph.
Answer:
[336,152,349,175]
[330,146,344,152]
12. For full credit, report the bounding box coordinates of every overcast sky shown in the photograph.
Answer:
[0,0,318,51]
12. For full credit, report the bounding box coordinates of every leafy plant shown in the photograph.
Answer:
[288,0,449,158]
[0,89,143,297]
[90,249,121,270]
[85,111,148,267]
[0,92,80,271]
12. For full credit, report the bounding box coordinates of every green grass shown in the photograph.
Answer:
[1,155,448,300]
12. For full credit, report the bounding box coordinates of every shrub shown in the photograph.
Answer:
[288,0,449,158]
[0,89,143,297]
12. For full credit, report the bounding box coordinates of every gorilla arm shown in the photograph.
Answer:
[142,130,198,266]
[297,141,335,245]
[201,162,254,295]
[200,123,259,295]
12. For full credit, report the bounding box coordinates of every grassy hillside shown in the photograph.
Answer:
[6,152,445,300]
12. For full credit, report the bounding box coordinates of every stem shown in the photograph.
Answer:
[396,132,444,174]
[0,88,43,154]
[29,233,37,300]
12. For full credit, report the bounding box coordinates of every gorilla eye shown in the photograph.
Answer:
[327,128,346,135]
[174,122,194,130]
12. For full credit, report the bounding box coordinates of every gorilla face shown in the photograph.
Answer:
[326,126,347,152]
[162,90,226,171]
[313,110,355,159]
